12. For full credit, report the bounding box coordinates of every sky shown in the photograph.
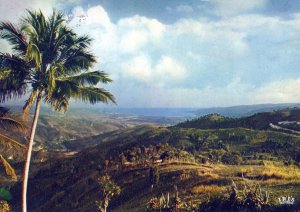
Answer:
[1,0,300,108]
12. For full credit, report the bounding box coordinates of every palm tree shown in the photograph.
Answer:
[0,10,115,212]
[0,107,26,181]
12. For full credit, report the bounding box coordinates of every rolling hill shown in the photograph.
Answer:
[2,107,300,211]
[178,107,300,131]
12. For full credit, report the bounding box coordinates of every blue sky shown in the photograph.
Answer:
[1,0,300,107]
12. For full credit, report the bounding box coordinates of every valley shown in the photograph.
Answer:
[1,107,300,211]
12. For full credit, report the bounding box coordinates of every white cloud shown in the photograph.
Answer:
[155,56,186,79]
[172,19,249,56]
[124,54,152,81]
[67,4,300,106]
[86,6,112,29]
[2,3,300,107]
[116,78,300,108]
[119,30,149,53]
[254,79,300,103]
[124,54,187,84]
[118,16,165,38]
[0,0,57,21]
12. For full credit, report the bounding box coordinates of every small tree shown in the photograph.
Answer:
[96,174,120,212]
[120,153,127,166]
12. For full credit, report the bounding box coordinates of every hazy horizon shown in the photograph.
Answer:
[4,102,300,119]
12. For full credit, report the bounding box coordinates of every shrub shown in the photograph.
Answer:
[0,201,11,212]
[198,181,271,212]
[221,152,243,165]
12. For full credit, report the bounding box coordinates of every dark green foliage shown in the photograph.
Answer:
[198,182,272,212]
[0,10,115,111]
[221,152,243,165]
[96,174,121,212]
[0,188,12,201]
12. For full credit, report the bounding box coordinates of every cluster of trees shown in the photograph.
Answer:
[114,143,196,168]
[165,127,300,166]
[0,9,115,211]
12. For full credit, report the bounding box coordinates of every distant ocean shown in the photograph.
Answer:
[96,103,300,118]
[5,103,300,118]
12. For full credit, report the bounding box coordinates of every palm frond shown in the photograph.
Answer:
[0,107,26,131]
[62,71,113,86]
[43,79,74,112]
[62,49,96,74]
[21,24,38,44]
[73,86,116,104]
[23,10,46,38]
[47,66,56,94]
[25,42,41,68]
[0,22,27,55]
[44,95,69,112]
[1,9,115,113]
[0,133,26,149]
[0,117,25,131]
[73,35,93,49]
[0,154,17,180]
[0,53,29,102]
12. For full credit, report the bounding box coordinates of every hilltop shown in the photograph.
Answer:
[177,107,300,131]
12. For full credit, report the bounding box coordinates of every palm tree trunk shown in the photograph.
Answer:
[22,92,42,212]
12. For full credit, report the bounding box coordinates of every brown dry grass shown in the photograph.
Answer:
[191,185,226,194]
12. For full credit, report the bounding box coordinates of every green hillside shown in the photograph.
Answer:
[177,108,300,131]
[3,109,300,211]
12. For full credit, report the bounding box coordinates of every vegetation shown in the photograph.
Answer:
[0,201,11,212]
[0,9,115,211]
[198,182,272,211]
[178,108,300,131]
[96,174,120,212]
[0,188,12,212]
[147,187,182,211]
[0,107,25,180]
[1,93,300,211]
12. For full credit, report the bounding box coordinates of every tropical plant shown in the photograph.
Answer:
[0,200,11,212]
[0,10,115,212]
[96,174,121,212]
[147,187,182,211]
[198,181,272,211]
[0,107,25,181]
[148,193,170,211]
